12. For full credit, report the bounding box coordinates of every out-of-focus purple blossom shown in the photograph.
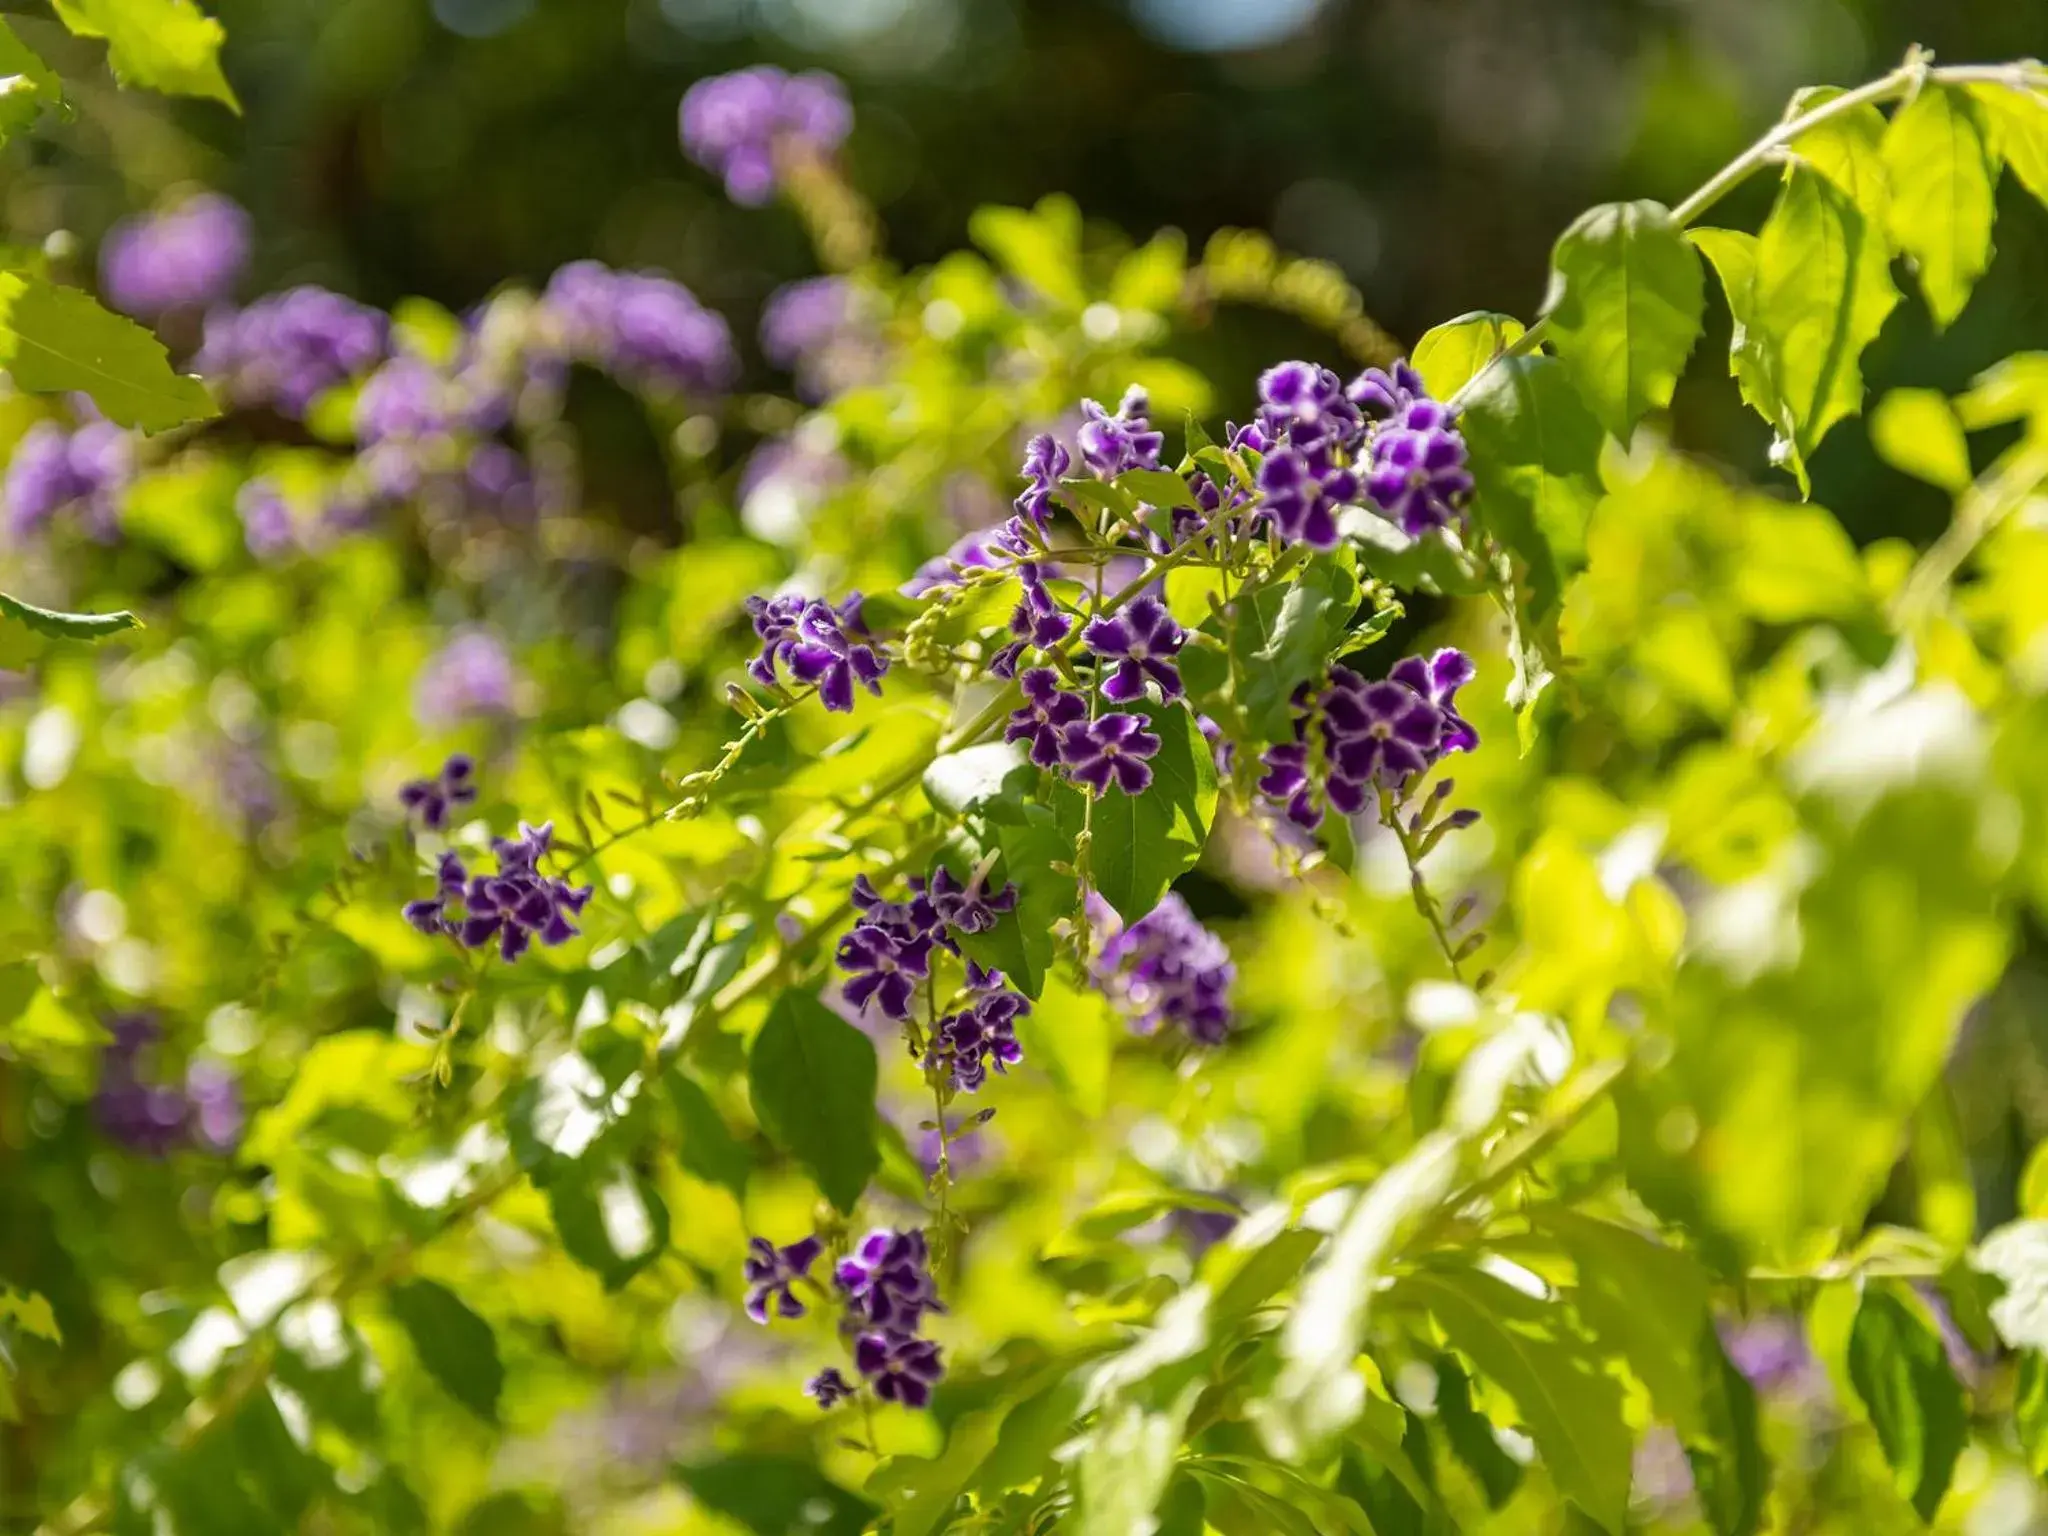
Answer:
[3,419,135,541]
[1005,667,1088,768]
[540,262,738,395]
[901,525,1006,598]
[1632,1427,1696,1509]
[1718,1315,1827,1401]
[680,67,852,206]
[758,275,876,399]
[1057,710,1160,796]
[353,354,505,445]
[742,1234,823,1324]
[398,754,478,832]
[463,442,537,520]
[1169,1205,1240,1256]
[1076,387,1165,480]
[235,478,297,560]
[94,1016,241,1155]
[99,194,251,320]
[806,1368,856,1408]
[184,1060,243,1151]
[196,287,388,417]
[1090,892,1235,1045]
[1082,595,1185,704]
[402,820,593,962]
[413,629,519,728]
[740,438,849,544]
[745,591,887,713]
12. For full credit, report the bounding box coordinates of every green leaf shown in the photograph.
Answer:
[1401,1268,1633,1533]
[0,274,217,431]
[1542,200,1705,441]
[973,1374,1085,1497]
[747,990,879,1213]
[1116,466,1200,513]
[676,1455,875,1536]
[0,1286,59,1343]
[1696,165,1900,495]
[2017,1352,2048,1478]
[386,1278,503,1423]
[548,1162,670,1290]
[666,1069,752,1198]
[1074,1383,1202,1536]
[1883,84,1998,329]
[1054,699,1217,924]
[0,22,63,142]
[924,741,1035,822]
[1687,1330,1767,1536]
[1846,1286,1966,1522]
[1252,1133,1461,1459]
[968,196,1085,310]
[1412,310,1526,400]
[868,1405,1006,1536]
[1460,354,1605,617]
[1012,969,1113,1116]
[0,589,139,642]
[1870,388,1973,492]
[947,812,1070,999]
[1785,86,1892,226]
[1224,551,1361,740]
[1972,81,2048,210]
[49,0,237,109]
[1432,1352,1522,1508]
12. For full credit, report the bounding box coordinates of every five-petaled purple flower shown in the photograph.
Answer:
[398,754,479,832]
[855,1331,946,1408]
[680,67,853,206]
[742,1234,824,1323]
[1005,667,1089,768]
[1076,387,1165,480]
[1082,594,1185,703]
[402,820,594,962]
[837,1228,945,1335]
[1059,710,1160,796]
[746,591,889,713]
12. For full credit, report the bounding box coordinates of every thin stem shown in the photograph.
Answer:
[1380,784,1466,984]
[1890,441,2048,627]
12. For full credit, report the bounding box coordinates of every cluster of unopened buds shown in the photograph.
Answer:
[742,1227,947,1409]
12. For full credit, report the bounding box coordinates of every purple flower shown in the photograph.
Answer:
[196,287,388,417]
[1255,441,1350,551]
[353,355,492,445]
[926,868,1017,936]
[403,822,593,962]
[742,1234,824,1324]
[414,629,518,727]
[855,1332,945,1408]
[1255,741,1320,831]
[1058,711,1160,796]
[928,961,1029,1093]
[1076,387,1165,481]
[464,442,537,520]
[398,754,479,832]
[836,1228,944,1336]
[1347,360,1427,421]
[991,561,1072,676]
[1015,433,1071,531]
[236,478,297,560]
[99,194,251,320]
[1091,892,1235,1045]
[1004,667,1088,768]
[1364,406,1473,536]
[3,419,134,541]
[680,67,853,206]
[1082,595,1185,703]
[760,276,852,368]
[1320,671,1444,809]
[806,1367,857,1408]
[1389,648,1479,754]
[902,526,1007,598]
[541,262,738,395]
[184,1060,243,1151]
[835,921,934,1021]
[745,591,887,713]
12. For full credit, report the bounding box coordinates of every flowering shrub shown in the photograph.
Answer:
[7,9,2048,1534]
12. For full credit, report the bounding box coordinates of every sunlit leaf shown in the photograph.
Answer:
[1883,84,1998,329]
[1846,1286,1966,1522]
[0,273,218,431]
[746,989,879,1213]
[49,0,237,109]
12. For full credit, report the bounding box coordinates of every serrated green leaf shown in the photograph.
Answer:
[1432,1352,1522,1508]
[0,589,140,641]
[0,21,63,143]
[1846,1287,1966,1522]
[0,274,217,431]
[1785,86,1892,226]
[1053,699,1217,923]
[1542,200,1704,441]
[747,990,878,1213]
[1402,1268,1632,1533]
[1461,354,1605,617]
[387,1278,502,1423]
[1972,81,2048,210]
[1884,84,1997,329]
[49,0,237,109]
[1413,310,1525,400]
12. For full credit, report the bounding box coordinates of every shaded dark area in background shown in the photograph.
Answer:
[8,0,2048,535]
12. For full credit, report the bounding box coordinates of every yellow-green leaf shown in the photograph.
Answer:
[1412,310,1526,400]
[49,0,237,110]
[1870,388,1972,492]
[0,274,217,432]
[0,20,62,143]
[1883,83,1998,329]
[1972,81,2048,210]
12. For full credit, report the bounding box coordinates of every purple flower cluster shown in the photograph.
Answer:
[399,754,478,832]
[680,67,853,206]
[758,276,874,400]
[354,354,505,446]
[235,478,297,561]
[1005,668,1161,796]
[402,820,593,962]
[1089,893,1235,1045]
[746,591,888,713]
[3,417,134,541]
[927,960,1028,1094]
[1012,387,1164,534]
[414,629,519,728]
[94,1015,243,1155]
[541,262,738,396]
[836,867,1025,1046]
[1239,358,1472,551]
[1258,648,1479,829]
[742,1226,949,1410]
[99,194,251,320]
[196,287,388,417]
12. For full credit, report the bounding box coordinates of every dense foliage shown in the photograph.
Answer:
[8,7,2048,1534]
